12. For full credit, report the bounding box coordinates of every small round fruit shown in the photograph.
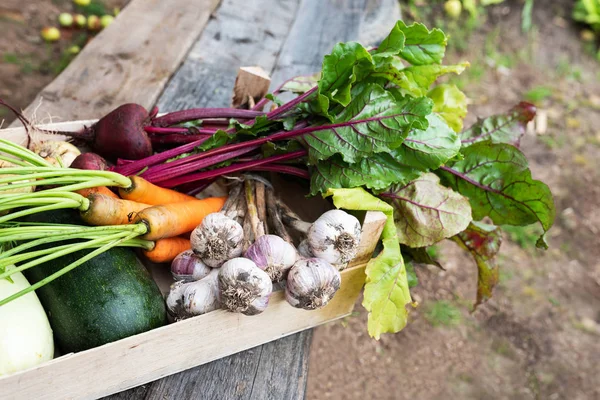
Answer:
[444,0,462,19]
[41,27,61,42]
[74,14,87,28]
[100,15,114,28]
[581,30,595,42]
[73,0,91,6]
[67,45,81,55]
[87,15,100,30]
[58,13,73,27]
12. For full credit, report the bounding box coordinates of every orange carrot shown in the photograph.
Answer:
[76,186,119,199]
[119,175,197,205]
[80,193,151,226]
[134,197,226,241]
[143,236,191,263]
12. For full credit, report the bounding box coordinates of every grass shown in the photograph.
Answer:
[525,86,553,103]
[423,300,462,327]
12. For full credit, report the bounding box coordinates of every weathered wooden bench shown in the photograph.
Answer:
[12,0,400,398]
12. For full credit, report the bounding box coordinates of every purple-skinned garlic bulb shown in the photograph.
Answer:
[244,235,297,282]
[171,250,212,282]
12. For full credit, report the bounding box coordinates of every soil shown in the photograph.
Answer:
[0,0,127,126]
[307,1,600,399]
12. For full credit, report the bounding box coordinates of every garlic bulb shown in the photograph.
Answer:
[166,269,220,319]
[285,258,341,310]
[297,239,313,258]
[171,250,212,282]
[191,212,244,267]
[218,257,272,315]
[307,209,361,265]
[30,141,80,167]
[244,235,297,282]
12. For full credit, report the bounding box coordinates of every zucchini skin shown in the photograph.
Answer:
[20,210,167,353]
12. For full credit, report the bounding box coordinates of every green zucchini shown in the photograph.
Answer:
[20,210,167,353]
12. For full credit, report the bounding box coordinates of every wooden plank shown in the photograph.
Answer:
[9,0,221,126]
[106,1,401,399]
[156,0,300,111]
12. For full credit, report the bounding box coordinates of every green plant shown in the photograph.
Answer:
[525,86,553,103]
[424,300,462,327]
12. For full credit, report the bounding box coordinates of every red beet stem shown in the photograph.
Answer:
[177,178,218,196]
[142,145,262,183]
[150,134,215,146]
[151,108,265,127]
[158,150,308,188]
[248,164,310,179]
[113,137,210,176]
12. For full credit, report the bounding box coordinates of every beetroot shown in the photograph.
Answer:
[80,104,153,161]
[70,152,108,171]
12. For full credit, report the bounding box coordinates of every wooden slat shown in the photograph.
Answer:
[9,0,221,126]
[104,1,400,399]
[155,0,299,111]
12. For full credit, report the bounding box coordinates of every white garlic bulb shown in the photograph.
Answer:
[171,250,212,282]
[297,239,313,258]
[285,258,341,310]
[191,212,244,267]
[244,235,298,282]
[218,257,273,315]
[307,209,361,265]
[166,269,220,319]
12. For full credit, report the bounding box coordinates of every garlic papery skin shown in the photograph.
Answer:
[307,209,361,265]
[297,239,313,258]
[171,250,212,282]
[218,258,273,316]
[166,269,220,319]
[191,212,244,268]
[285,258,341,310]
[244,235,297,282]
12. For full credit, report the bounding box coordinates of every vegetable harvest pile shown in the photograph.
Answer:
[0,20,555,375]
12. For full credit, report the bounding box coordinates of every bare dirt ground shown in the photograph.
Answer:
[308,1,600,399]
[0,0,127,125]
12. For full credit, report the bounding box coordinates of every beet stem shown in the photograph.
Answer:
[113,137,210,176]
[247,164,309,179]
[142,145,262,183]
[151,108,265,127]
[158,150,307,188]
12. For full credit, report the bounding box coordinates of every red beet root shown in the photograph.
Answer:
[84,103,153,161]
[70,152,108,171]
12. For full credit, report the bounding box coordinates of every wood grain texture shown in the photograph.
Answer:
[108,0,401,399]
[9,0,221,126]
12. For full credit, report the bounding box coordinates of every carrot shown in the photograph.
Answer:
[134,197,226,241]
[80,193,151,226]
[119,175,197,205]
[143,236,191,263]
[76,186,119,199]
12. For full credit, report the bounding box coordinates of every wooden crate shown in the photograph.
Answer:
[0,121,386,400]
